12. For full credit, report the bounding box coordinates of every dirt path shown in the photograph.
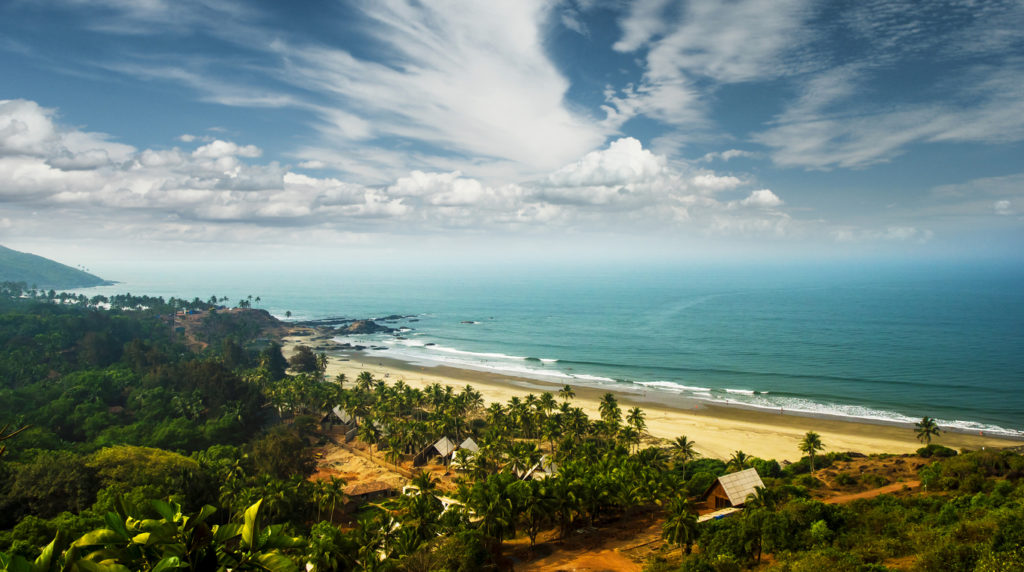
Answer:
[824,480,920,504]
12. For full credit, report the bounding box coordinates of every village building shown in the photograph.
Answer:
[703,467,765,510]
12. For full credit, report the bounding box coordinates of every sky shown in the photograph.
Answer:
[0,0,1022,269]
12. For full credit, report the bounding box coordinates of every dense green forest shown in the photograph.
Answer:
[0,246,111,289]
[1,281,1022,571]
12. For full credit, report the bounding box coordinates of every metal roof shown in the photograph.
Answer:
[433,436,456,458]
[459,437,480,452]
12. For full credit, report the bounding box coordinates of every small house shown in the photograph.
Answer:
[703,467,765,509]
[344,481,394,505]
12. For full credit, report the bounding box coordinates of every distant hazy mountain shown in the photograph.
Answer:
[0,245,112,289]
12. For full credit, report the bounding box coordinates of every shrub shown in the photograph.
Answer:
[917,444,957,458]
[834,472,858,486]
[796,474,822,488]
[861,474,889,488]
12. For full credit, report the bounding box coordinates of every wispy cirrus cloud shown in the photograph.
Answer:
[607,0,815,130]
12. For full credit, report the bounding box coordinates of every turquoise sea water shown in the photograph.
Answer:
[79,261,1024,436]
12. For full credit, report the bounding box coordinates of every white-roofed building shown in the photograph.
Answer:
[703,468,765,509]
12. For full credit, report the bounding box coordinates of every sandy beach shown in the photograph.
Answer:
[284,333,1021,463]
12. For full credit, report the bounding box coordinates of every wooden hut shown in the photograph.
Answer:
[703,468,764,509]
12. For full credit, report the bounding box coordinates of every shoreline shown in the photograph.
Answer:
[284,332,1022,463]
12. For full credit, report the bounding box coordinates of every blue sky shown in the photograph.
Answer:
[0,0,1022,267]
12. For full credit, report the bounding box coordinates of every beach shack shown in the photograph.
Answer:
[703,467,765,509]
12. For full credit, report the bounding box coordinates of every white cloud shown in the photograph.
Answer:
[610,0,814,128]
[691,173,743,193]
[700,149,756,162]
[192,139,262,159]
[546,138,667,187]
[993,200,1013,216]
[178,134,196,143]
[298,160,325,169]
[265,1,608,179]
[613,0,673,52]
[730,189,783,209]
[0,98,847,247]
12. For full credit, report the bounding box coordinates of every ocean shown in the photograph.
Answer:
[77,260,1024,437]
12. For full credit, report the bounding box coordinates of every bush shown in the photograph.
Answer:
[917,444,957,458]
[861,474,889,488]
[834,472,858,486]
[796,474,823,488]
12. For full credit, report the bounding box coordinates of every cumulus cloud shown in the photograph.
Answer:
[192,140,262,159]
[546,138,667,187]
[690,173,743,193]
[0,99,804,244]
[730,189,783,209]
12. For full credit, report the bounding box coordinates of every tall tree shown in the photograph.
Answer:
[662,497,699,555]
[671,436,699,480]
[799,431,825,472]
[727,450,751,471]
[915,416,941,444]
[558,384,575,403]
[626,406,646,434]
[598,392,622,433]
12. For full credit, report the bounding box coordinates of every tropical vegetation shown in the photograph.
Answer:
[1,281,1021,571]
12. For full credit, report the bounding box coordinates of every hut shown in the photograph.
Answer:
[523,454,560,480]
[344,481,394,505]
[331,406,354,425]
[703,468,764,509]
[433,436,457,459]
[459,437,480,453]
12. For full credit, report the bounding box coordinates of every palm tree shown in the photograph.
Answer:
[558,384,575,403]
[538,392,557,418]
[915,416,941,444]
[618,425,640,453]
[598,392,622,431]
[745,485,781,512]
[799,431,825,472]
[727,450,751,471]
[662,497,699,555]
[356,371,375,392]
[626,406,646,434]
[671,436,699,480]
[334,373,347,389]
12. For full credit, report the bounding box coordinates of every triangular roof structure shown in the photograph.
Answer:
[433,436,456,458]
[459,437,479,452]
[332,406,353,424]
[704,467,764,506]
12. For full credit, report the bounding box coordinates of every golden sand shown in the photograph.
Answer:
[284,334,1020,462]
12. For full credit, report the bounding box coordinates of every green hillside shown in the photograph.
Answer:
[0,244,112,289]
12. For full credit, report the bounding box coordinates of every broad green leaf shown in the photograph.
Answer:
[212,523,241,544]
[192,505,217,526]
[150,500,176,522]
[1,552,32,572]
[255,552,299,572]
[150,557,185,572]
[130,533,151,546]
[72,529,126,548]
[73,560,132,572]
[241,499,263,549]
[102,514,129,541]
[31,530,65,572]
